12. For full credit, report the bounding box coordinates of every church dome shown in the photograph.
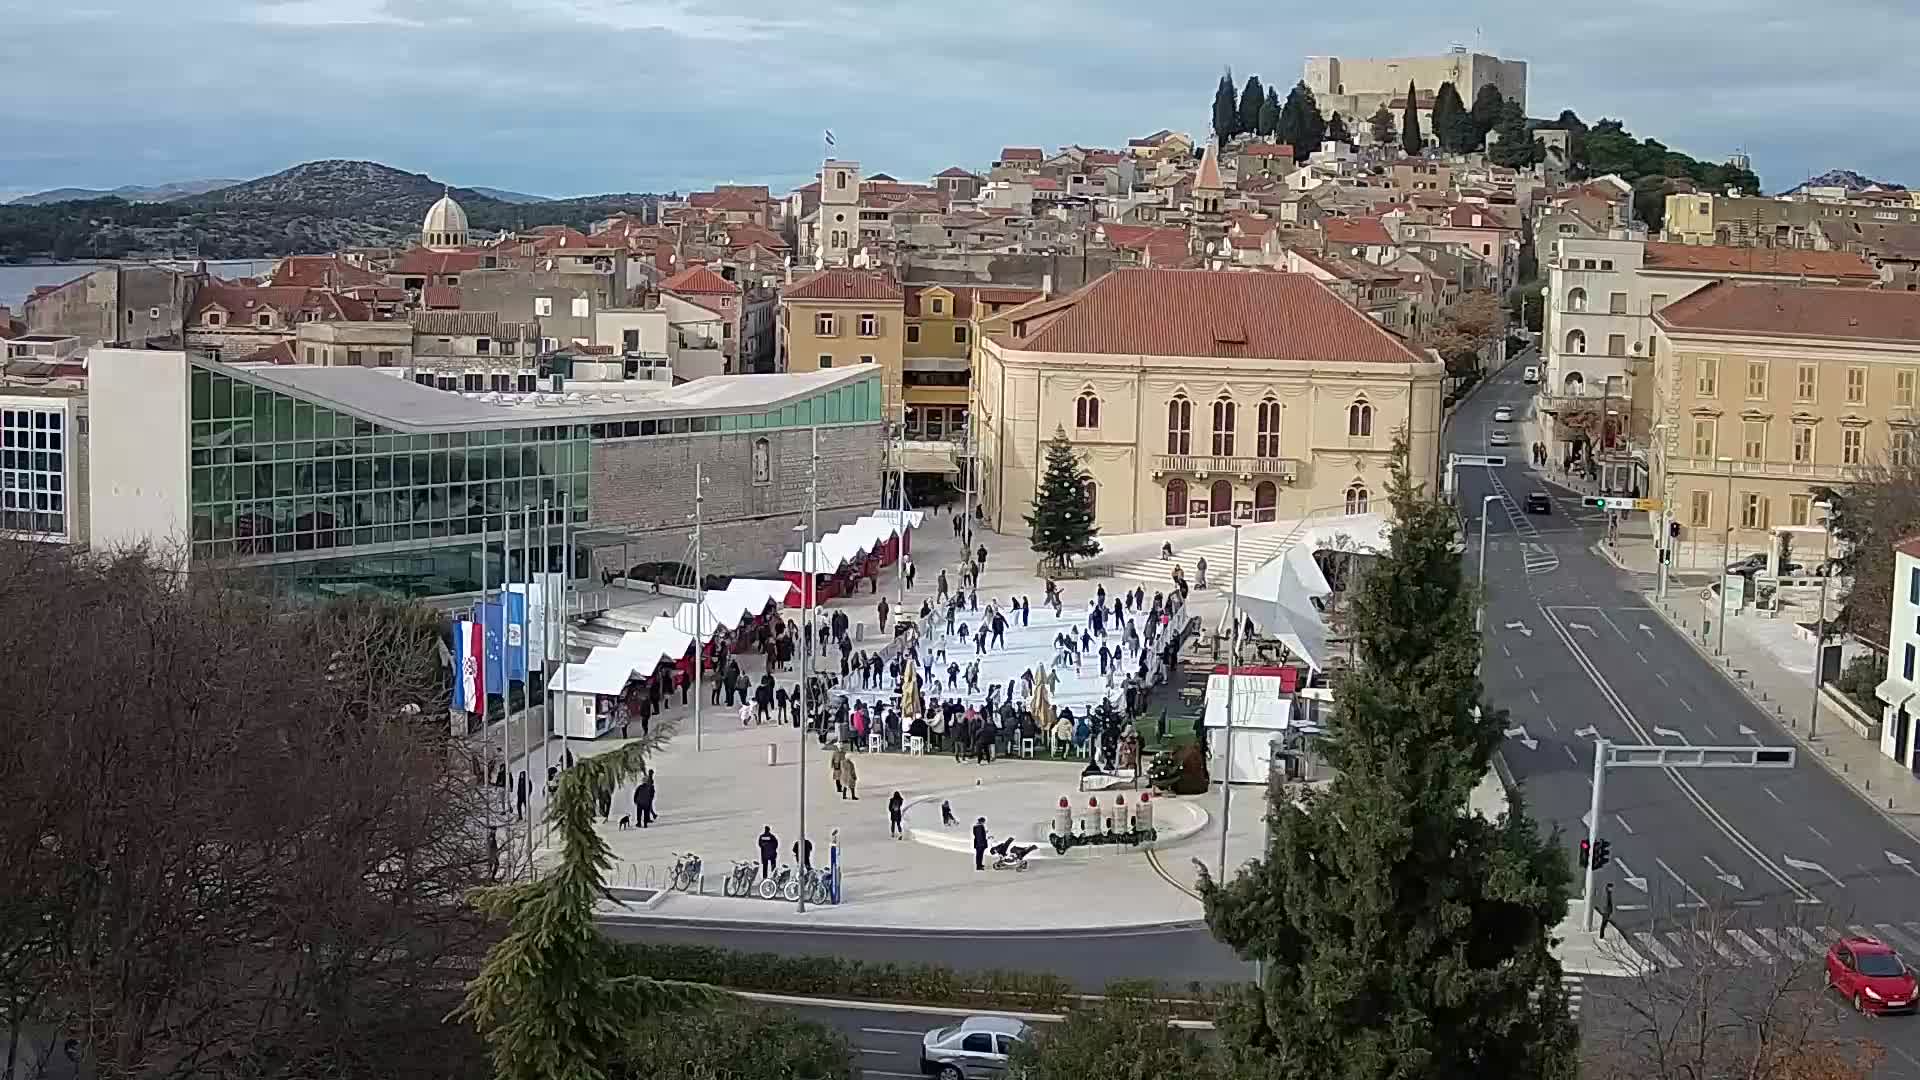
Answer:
[422,193,469,250]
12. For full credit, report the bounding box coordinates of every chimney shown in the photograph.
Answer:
[1041,272,1053,297]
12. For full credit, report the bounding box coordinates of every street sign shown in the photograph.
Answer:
[1451,454,1508,468]
[1581,496,1662,512]
[1604,744,1795,769]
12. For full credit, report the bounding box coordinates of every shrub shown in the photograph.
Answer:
[1148,743,1210,795]
[623,1006,853,1080]
[1833,653,1884,714]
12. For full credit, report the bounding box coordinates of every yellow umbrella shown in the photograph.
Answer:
[1029,668,1053,731]
[900,660,922,720]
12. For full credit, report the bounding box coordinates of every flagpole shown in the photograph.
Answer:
[483,514,503,814]
[540,497,552,846]
[519,505,532,875]
[693,463,705,752]
[559,489,572,763]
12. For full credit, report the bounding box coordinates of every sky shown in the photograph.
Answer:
[0,0,1912,202]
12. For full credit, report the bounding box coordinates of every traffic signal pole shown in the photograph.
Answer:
[1582,739,1607,931]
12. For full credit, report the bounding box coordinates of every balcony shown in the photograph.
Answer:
[1152,454,1301,483]
[1663,456,1871,483]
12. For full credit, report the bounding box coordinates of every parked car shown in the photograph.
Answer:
[921,1016,1032,1079]
[1493,406,1514,422]
[1725,553,1768,577]
[1826,935,1917,1014]
[1524,492,1553,515]
[1488,430,1512,447]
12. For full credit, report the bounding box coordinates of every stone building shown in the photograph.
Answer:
[25,265,200,349]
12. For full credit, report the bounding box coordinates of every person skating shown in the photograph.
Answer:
[972,817,989,870]
[941,799,957,827]
[758,826,778,878]
[888,791,905,837]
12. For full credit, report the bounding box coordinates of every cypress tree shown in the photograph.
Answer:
[1277,81,1325,162]
[1199,439,1578,1080]
[1400,80,1423,156]
[1239,75,1266,142]
[1259,87,1281,138]
[1325,111,1351,147]
[1431,81,1468,152]
[1213,72,1239,144]
[1470,83,1506,146]
[1368,104,1397,148]
[1025,430,1100,570]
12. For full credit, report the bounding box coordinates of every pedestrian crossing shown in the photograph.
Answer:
[1484,465,1559,575]
[1107,524,1305,590]
[1608,921,1920,971]
[1563,974,1585,1020]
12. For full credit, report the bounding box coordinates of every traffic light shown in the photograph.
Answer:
[1593,839,1612,871]
[1582,497,1607,509]
[1578,838,1591,868]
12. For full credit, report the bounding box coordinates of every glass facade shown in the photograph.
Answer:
[188,365,589,595]
[0,404,68,539]
[583,374,883,441]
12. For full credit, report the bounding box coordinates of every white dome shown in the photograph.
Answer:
[422,193,469,249]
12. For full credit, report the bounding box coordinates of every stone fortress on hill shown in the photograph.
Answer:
[1304,46,1528,125]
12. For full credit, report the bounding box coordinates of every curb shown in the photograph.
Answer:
[1640,594,1920,844]
[1144,846,1202,902]
[597,911,1213,937]
[730,989,1217,1030]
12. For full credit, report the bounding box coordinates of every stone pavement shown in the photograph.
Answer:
[1646,587,1920,842]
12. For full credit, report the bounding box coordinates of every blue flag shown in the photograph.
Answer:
[503,590,528,682]
[479,601,507,695]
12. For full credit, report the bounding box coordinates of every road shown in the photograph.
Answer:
[1455,358,1920,1076]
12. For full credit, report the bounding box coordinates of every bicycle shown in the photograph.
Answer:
[798,865,833,905]
[722,860,759,898]
[669,852,703,892]
[759,864,795,900]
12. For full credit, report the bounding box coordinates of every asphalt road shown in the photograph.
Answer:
[1456,358,1920,1076]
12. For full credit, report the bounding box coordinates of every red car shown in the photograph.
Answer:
[1826,936,1918,1015]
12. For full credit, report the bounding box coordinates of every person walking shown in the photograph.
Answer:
[792,836,814,869]
[842,753,859,800]
[831,745,846,798]
[1598,882,1617,940]
[888,791,905,837]
[877,596,890,633]
[515,770,529,821]
[633,775,655,828]
[972,817,989,870]
[758,826,778,878]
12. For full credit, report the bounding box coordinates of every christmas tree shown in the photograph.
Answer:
[1025,430,1101,570]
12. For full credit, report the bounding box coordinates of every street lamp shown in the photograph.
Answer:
[1717,455,1735,655]
[1808,500,1834,738]
[1217,523,1241,883]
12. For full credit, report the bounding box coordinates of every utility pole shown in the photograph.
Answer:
[797,423,820,912]
[1217,523,1241,881]
[1581,738,1606,929]
[1809,501,1834,738]
[693,464,706,751]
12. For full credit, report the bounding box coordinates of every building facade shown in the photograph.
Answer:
[1878,539,1920,777]
[1649,284,1920,568]
[24,265,199,350]
[1304,49,1527,125]
[0,386,86,545]
[778,269,906,410]
[975,269,1444,536]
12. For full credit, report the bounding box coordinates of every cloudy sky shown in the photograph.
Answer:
[0,0,1908,201]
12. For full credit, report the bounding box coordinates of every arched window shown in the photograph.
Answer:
[1563,371,1585,395]
[1075,391,1101,430]
[1211,397,1236,456]
[1209,480,1233,526]
[1256,397,1281,457]
[1348,398,1373,437]
[1254,481,1277,522]
[1345,482,1371,515]
[1166,395,1192,455]
[1567,287,1587,312]
[1164,479,1188,526]
[1566,328,1587,354]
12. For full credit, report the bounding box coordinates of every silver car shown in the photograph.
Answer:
[920,1015,1031,1079]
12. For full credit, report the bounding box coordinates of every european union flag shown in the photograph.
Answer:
[479,601,507,695]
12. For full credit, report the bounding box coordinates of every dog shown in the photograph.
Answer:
[617,814,633,830]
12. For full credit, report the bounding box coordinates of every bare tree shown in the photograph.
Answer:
[0,542,498,1080]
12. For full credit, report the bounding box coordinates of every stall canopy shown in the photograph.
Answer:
[1203,673,1301,784]
[1228,513,1389,672]
[778,510,923,607]
[671,578,789,638]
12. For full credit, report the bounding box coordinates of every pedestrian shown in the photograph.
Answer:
[738,700,753,727]
[633,776,654,828]
[793,836,814,869]
[972,817,989,870]
[831,745,846,797]
[976,544,988,568]
[758,826,778,878]
[1599,882,1617,940]
[942,799,957,827]
[515,770,529,820]
[905,560,917,589]
[878,596,890,632]
[710,665,722,704]
[842,753,859,800]
[888,791,905,837]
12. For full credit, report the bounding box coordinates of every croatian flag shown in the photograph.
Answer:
[452,619,483,713]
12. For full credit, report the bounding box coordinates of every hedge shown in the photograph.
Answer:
[620,942,1219,1019]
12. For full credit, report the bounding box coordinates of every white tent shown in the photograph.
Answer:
[1202,674,1298,784]
[1228,513,1390,672]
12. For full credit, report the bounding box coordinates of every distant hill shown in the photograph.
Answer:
[8,179,240,206]
[471,186,550,204]
[0,159,661,262]
[1777,169,1907,196]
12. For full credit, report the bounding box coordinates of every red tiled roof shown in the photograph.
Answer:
[191,280,372,323]
[783,268,903,303]
[1031,177,1060,191]
[237,340,300,365]
[1440,205,1516,230]
[1004,269,1427,362]
[270,255,385,289]
[660,264,741,296]
[389,248,488,275]
[1085,150,1124,166]
[1896,534,1920,561]
[1239,142,1296,159]
[1641,242,1878,281]
[936,167,978,179]
[422,285,462,309]
[723,222,789,251]
[1656,281,1920,343]
[1323,217,1394,247]
[998,147,1044,162]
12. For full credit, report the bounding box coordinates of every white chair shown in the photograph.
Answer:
[868,732,884,754]
[906,734,924,755]
[1020,737,1037,759]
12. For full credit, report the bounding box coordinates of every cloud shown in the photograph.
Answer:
[0,0,1912,198]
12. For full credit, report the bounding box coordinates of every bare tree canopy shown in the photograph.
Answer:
[1819,459,1920,648]
[0,543,497,1080]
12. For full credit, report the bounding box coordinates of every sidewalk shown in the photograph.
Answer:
[1645,587,1920,841]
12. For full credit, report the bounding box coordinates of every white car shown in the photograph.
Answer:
[1522,366,1540,384]
[921,1016,1031,1079]
[1488,430,1512,447]
[1493,406,1514,422]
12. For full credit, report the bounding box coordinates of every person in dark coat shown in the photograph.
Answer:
[758,826,779,878]
[633,775,655,828]
[515,770,530,820]
[888,791,905,837]
[755,675,775,722]
[972,817,989,870]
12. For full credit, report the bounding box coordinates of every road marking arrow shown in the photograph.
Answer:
[1567,621,1597,636]
[1639,623,1655,637]
[1573,725,1597,738]
[1737,724,1760,744]
[1784,856,1846,890]
[1702,855,1745,892]
[1615,859,1649,893]
[1504,620,1533,637]
[1503,725,1538,751]
[1653,726,1685,740]
[1888,851,1919,877]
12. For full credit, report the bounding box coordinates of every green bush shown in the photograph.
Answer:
[1147,744,1209,796]
[619,942,1214,1019]
[1833,653,1884,715]
[1008,993,1224,1080]
[622,1005,853,1080]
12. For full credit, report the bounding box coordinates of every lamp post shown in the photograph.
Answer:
[796,423,820,913]
[1717,456,1735,655]
[1809,500,1834,738]
[1217,523,1241,882]
[692,465,707,751]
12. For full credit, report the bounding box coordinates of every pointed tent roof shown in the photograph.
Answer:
[1195,146,1224,192]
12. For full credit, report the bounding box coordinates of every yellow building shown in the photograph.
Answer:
[976,268,1445,536]
[898,283,1045,442]
[778,269,905,410]
[1652,281,1920,565]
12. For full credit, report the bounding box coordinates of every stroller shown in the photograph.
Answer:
[989,835,1037,872]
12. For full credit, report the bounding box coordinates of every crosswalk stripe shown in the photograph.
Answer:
[1785,926,1825,954]
[1728,929,1772,960]
[1756,928,1809,961]
[1693,930,1744,964]
[1634,931,1682,968]
[1849,924,1879,944]
[1874,923,1920,955]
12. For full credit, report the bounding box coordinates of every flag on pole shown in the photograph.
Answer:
[824,129,835,147]
[479,601,507,695]
[452,619,483,712]
[503,590,528,681]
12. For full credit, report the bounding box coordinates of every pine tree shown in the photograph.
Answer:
[1400,80,1423,156]
[1488,100,1543,168]
[1238,75,1266,142]
[1431,81,1468,152]
[1325,111,1351,146]
[1259,87,1281,138]
[1368,104,1397,147]
[1470,83,1507,146]
[1025,430,1100,570]
[1213,72,1239,144]
[1199,439,1578,1080]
